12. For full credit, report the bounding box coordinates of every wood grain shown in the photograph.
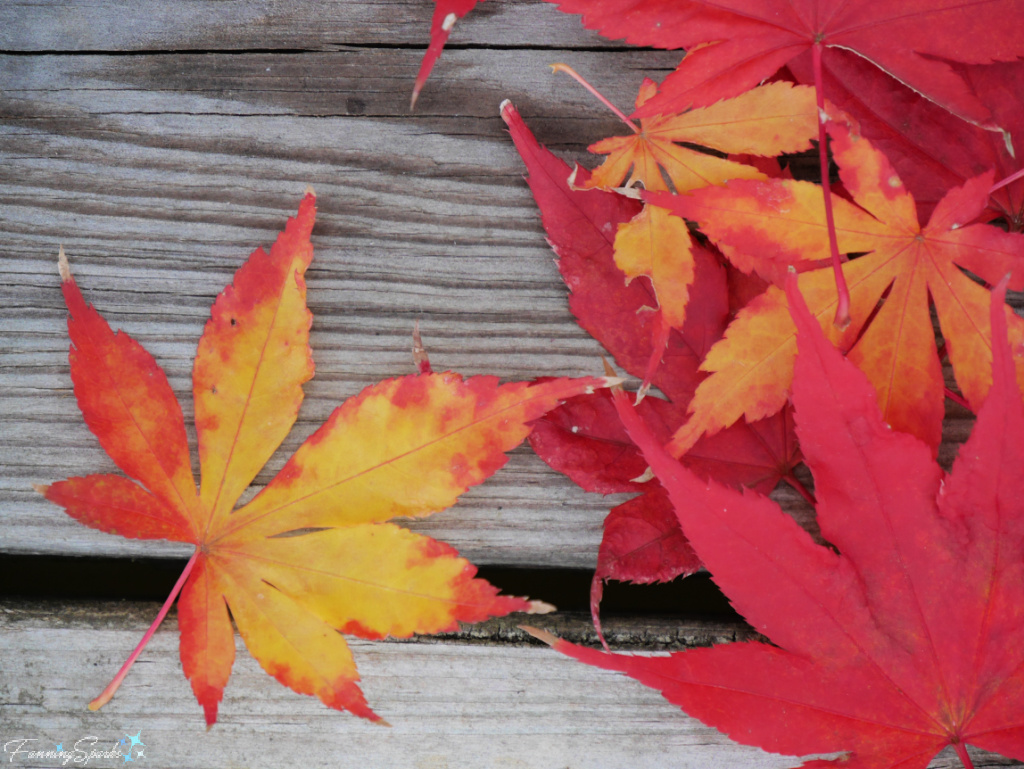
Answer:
[0,44,823,567]
[3,602,1019,769]
[0,2,989,570]
[3,3,1023,767]
[0,0,629,53]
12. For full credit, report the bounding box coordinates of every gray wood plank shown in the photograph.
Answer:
[0,46,826,567]
[0,23,986,569]
[0,0,634,53]
[2,602,1018,769]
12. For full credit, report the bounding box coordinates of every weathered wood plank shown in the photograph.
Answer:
[2,602,1018,769]
[0,23,989,568]
[0,0,627,53]
[0,46,827,566]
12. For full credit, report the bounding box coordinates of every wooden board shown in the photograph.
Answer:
[0,42,827,567]
[3,3,1021,767]
[2,602,1018,769]
[0,0,627,53]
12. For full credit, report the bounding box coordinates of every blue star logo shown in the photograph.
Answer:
[121,731,145,762]
[54,744,63,752]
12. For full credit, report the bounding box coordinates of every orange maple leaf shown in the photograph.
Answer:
[579,78,816,195]
[651,116,1024,455]
[559,72,817,389]
[39,193,604,726]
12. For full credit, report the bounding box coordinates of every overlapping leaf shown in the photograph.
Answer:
[502,101,800,626]
[532,276,1024,768]
[40,193,605,725]
[655,116,1024,455]
[570,76,816,384]
[787,55,1024,228]
[580,78,816,195]
[549,0,1024,127]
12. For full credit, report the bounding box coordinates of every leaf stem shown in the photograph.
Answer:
[944,386,971,411]
[550,63,640,133]
[953,742,975,769]
[991,167,1024,194]
[589,574,612,652]
[412,320,432,374]
[88,550,199,711]
[784,473,817,507]
[811,43,851,329]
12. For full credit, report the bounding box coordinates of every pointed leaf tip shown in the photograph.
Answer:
[57,245,70,282]
[411,321,432,374]
[526,600,556,615]
[520,625,559,646]
[499,99,515,124]
[304,185,316,198]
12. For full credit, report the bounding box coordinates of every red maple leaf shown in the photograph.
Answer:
[787,55,1024,228]
[549,0,1024,127]
[529,275,1024,768]
[502,101,802,631]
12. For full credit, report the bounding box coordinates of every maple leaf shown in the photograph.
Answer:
[576,76,817,195]
[549,0,1024,127]
[38,193,606,726]
[502,100,802,630]
[411,0,480,109]
[787,54,1024,229]
[528,274,1024,769]
[655,115,1024,455]
[502,99,800,480]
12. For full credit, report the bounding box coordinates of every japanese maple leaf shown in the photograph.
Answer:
[411,0,480,109]
[38,192,605,726]
[787,54,1024,229]
[529,275,1024,769]
[549,0,1024,128]
[654,115,1024,456]
[577,76,816,195]
[557,71,816,386]
[502,101,801,631]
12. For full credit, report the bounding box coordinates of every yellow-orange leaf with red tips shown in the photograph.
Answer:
[572,77,817,386]
[39,193,605,726]
[653,117,1024,456]
[581,79,817,194]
